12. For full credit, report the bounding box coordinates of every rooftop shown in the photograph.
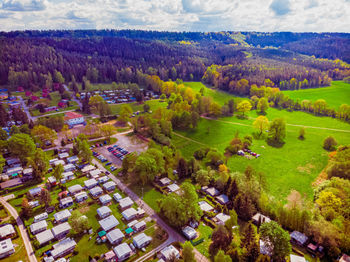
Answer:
[64,111,83,120]
[99,215,119,232]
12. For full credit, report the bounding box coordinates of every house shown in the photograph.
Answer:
[214,213,230,225]
[290,231,308,246]
[203,187,220,197]
[61,171,75,183]
[133,233,152,249]
[252,213,271,226]
[113,243,132,262]
[127,220,138,229]
[216,194,229,205]
[0,224,15,239]
[0,239,15,258]
[104,250,116,262]
[137,208,145,218]
[98,176,109,184]
[36,229,54,246]
[119,197,134,210]
[89,186,103,198]
[64,112,85,128]
[113,193,122,202]
[30,220,48,235]
[29,200,39,208]
[89,169,101,179]
[307,243,318,255]
[34,212,48,223]
[0,178,23,190]
[75,192,88,203]
[99,194,112,205]
[6,158,20,166]
[58,153,69,159]
[6,166,23,177]
[59,197,73,209]
[63,164,75,173]
[28,187,41,198]
[133,221,146,232]
[99,215,119,232]
[290,254,306,262]
[66,156,79,164]
[340,254,350,262]
[52,222,72,239]
[49,158,58,165]
[97,206,112,219]
[81,165,95,174]
[54,209,71,223]
[198,201,214,212]
[159,177,171,186]
[53,160,65,167]
[167,183,180,193]
[47,176,57,186]
[103,181,116,192]
[106,228,124,245]
[22,168,33,177]
[122,208,138,221]
[159,245,180,261]
[84,178,98,189]
[182,226,197,240]
[68,184,83,195]
[50,238,77,259]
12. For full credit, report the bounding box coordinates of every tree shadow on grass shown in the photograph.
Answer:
[266,139,285,148]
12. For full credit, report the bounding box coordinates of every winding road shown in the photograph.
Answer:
[0,197,37,262]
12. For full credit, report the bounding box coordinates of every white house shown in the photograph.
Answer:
[103,181,116,192]
[113,243,132,262]
[30,220,48,235]
[75,192,88,203]
[97,206,112,219]
[182,226,197,240]
[106,228,124,245]
[54,209,71,223]
[122,208,137,221]
[159,245,180,261]
[64,112,85,127]
[133,233,152,249]
[50,238,76,259]
[99,194,112,205]
[0,239,15,258]
[68,184,83,195]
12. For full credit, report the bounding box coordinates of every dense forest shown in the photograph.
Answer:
[0,30,349,96]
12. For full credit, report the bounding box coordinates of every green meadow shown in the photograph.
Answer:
[282,81,350,109]
[173,82,350,201]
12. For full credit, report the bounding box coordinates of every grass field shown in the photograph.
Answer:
[2,236,29,262]
[110,99,167,115]
[173,82,350,201]
[282,81,350,109]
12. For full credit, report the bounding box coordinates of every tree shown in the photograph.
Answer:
[257,97,269,114]
[21,197,32,218]
[27,148,50,179]
[100,125,116,141]
[182,241,196,262]
[8,133,36,161]
[143,103,150,112]
[74,138,92,162]
[260,221,291,262]
[237,100,252,117]
[214,250,232,262]
[10,125,20,135]
[0,129,8,140]
[39,188,51,207]
[194,169,210,186]
[177,157,188,178]
[118,104,133,124]
[233,193,256,221]
[225,210,238,230]
[31,125,57,147]
[323,136,337,151]
[267,118,286,145]
[54,70,65,84]
[69,210,91,235]
[253,116,269,137]
[0,154,5,174]
[209,225,233,256]
[0,104,9,127]
[53,164,64,181]
[89,95,110,116]
[298,127,305,140]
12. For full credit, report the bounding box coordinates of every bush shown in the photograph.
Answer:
[323,136,337,151]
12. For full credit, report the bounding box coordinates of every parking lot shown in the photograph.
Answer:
[93,133,148,167]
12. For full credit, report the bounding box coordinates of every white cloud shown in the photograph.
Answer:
[0,0,349,32]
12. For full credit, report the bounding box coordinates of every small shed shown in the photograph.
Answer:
[182,226,197,240]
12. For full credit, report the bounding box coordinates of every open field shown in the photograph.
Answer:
[282,81,350,109]
[173,82,350,201]
[109,99,167,115]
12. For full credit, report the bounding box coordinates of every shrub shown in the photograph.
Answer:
[323,136,337,151]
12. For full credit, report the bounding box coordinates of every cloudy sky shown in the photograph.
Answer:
[0,0,349,32]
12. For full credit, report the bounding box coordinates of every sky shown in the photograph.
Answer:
[0,0,349,32]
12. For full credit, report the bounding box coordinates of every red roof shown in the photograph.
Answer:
[64,111,83,121]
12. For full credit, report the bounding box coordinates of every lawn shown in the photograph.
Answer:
[129,184,165,213]
[109,99,167,115]
[2,236,29,262]
[171,82,350,201]
[282,81,350,109]
[195,223,213,258]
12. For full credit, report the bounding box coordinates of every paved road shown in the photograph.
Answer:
[92,159,209,262]
[0,197,37,262]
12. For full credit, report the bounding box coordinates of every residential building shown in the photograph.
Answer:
[113,193,122,202]
[36,229,54,246]
[30,220,48,235]
[159,177,171,186]
[216,194,229,205]
[81,165,95,174]
[47,176,57,186]
[167,183,180,193]
[0,224,15,239]
[28,187,41,197]
[133,233,152,249]
[122,208,137,221]
[0,239,14,258]
[67,156,79,164]
[64,112,85,128]
[252,213,271,225]
[58,153,69,159]
[84,178,98,189]
[290,254,306,262]
[50,238,77,259]
[63,164,75,173]
[119,197,133,210]
[97,206,112,219]
[54,209,71,223]
[99,194,112,205]
[198,201,214,212]
[133,221,146,232]
[34,212,48,223]
[113,243,132,262]
[89,186,103,198]
[99,215,119,232]
[68,184,83,195]
[159,245,180,261]
[106,228,124,245]
[59,197,73,209]
[103,181,116,192]
[75,191,88,203]
[182,226,197,240]
[89,169,101,179]
[214,213,230,225]
[290,231,308,246]
[52,222,72,239]
[98,176,109,184]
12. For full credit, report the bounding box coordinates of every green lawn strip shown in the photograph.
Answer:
[109,99,167,115]
[282,81,350,109]
[194,223,213,258]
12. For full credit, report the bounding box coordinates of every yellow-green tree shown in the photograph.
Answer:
[237,100,252,116]
[253,116,269,136]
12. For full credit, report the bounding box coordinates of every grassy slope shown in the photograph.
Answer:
[174,82,350,200]
[282,81,350,109]
[110,99,167,115]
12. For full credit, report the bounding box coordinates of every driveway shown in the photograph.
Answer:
[0,197,37,262]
